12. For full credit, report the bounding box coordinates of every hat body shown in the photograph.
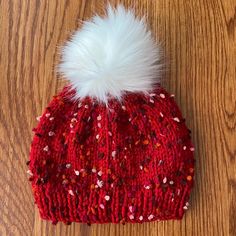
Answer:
[29,86,194,224]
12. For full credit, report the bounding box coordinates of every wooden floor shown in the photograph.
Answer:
[0,0,236,235]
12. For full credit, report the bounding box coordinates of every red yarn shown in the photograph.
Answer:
[28,85,195,224]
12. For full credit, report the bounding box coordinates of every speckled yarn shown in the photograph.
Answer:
[28,85,195,224]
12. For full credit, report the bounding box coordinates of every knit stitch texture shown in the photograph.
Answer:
[28,85,195,224]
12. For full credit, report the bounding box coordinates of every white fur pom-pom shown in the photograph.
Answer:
[59,5,162,104]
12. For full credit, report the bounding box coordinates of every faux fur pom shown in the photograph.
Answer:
[59,5,162,104]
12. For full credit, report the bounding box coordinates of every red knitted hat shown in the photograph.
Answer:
[28,5,195,224]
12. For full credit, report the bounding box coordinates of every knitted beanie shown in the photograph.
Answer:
[28,5,195,224]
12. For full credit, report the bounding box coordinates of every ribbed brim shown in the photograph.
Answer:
[33,184,192,224]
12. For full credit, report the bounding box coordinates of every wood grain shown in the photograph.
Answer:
[0,0,235,235]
